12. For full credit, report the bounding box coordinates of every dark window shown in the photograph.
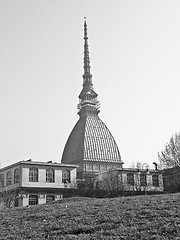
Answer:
[140,174,147,186]
[0,174,4,187]
[14,198,19,207]
[14,168,20,183]
[62,169,70,183]
[29,195,38,205]
[46,195,55,203]
[127,173,134,186]
[46,168,55,183]
[29,168,38,182]
[6,171,12,186]
[152,175,159,187]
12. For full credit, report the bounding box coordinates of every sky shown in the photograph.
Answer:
[1,0,180,169]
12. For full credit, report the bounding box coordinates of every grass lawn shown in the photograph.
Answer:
[1,193,180,239]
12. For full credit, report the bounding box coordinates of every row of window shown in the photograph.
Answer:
[0,167,71,187]
[126,173,159,187]
[14,194,56,207]
[0,168,20,187]
[29,195,55,205]
[84,163,121,172]
[29,168,70,183]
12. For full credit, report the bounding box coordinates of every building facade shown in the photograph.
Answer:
[94,167,163,193]
[61,20,123,179]
[0,160,77,207]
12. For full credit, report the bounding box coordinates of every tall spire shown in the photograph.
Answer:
[78,18,100,116]
[83,17,92,84]
[61,19,123,176]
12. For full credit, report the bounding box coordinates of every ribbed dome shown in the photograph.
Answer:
[61,113,122,164]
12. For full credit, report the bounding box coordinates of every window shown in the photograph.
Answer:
[14,168,20,183]
[95,181,99,190]
[14,197,19,207]
[46,168,55,183]
[127,173,134,186]
[0,174,4,187]
[29,168,38,182]
[62,169,70,183]
[152,175,159,187]
[6,171,12,186]
[86,164,93,171]
[140,174,147,186]
[46,195,55,203]
[29,195,38,205]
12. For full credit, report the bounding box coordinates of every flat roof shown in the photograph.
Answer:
[95,167,161,176]
[0,160,78,172]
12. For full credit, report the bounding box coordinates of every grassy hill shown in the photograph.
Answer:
[1,193,180,239]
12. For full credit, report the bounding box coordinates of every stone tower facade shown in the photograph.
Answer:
[61,20,123,179]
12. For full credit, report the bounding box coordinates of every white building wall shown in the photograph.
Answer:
[21,165,76,188]
[22,196,29,206]
[0,161,77,208]
[39,195,46,205]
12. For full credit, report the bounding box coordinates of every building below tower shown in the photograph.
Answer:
[0,160,77,208]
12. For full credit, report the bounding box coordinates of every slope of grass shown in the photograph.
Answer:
[1,194,180,239]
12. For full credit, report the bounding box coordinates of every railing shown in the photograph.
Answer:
[122,168,158,172]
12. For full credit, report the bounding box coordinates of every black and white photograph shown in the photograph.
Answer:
[1,0,180,239]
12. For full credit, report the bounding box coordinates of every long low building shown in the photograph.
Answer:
[93,167,164,193]
[0,160,77,207]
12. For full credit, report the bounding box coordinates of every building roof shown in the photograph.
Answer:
[0,160,77,172]
[94,168,162,176]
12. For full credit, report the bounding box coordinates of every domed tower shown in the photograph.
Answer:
[61,19,123,179]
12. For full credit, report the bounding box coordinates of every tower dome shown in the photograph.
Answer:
[61,19,123,179]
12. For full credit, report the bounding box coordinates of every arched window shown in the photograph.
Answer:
[46,168,55,183]
[127,173,134,186]
[0,174,4,187]
[62,169,70,183]
[140,174,147,186]
[14,168,20,183]
[29,167,38,182]
[152,175,159,187]
[14,197,19,207]
[6,171,12,186]
[46,195,55,203]
[29,195,38,205]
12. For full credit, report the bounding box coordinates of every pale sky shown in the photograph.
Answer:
[1,0,180,169]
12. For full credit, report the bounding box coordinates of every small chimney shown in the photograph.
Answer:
[153,162,158,170]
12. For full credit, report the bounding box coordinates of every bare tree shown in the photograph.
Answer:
[0,188,25,208]
[158,133,180,191]
[97,170,124,195]
[158,133,180,169]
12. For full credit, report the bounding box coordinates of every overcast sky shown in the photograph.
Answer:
[1,0,180,168]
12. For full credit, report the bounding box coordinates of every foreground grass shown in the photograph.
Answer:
[1,193,180,239]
